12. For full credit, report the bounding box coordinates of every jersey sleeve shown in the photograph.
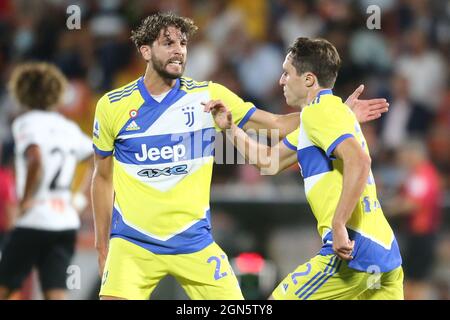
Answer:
[92,95,114,157]
[209,82,256,130]
[282,128,299,151]
[302,104,355,158]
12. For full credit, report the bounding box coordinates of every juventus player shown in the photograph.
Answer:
[0,63,93,300]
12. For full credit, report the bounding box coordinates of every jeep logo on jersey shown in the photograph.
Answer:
[137,164,188,178]
[134,144,186,162]
[182,106,195,127]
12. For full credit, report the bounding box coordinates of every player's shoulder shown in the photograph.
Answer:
[179,76,210,93]
[56,113,82,132]
[318,94,347,111]
[12,110,48,132]
[103,78,141,105]
[303,94,347,117]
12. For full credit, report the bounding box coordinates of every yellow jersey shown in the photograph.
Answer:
[93,77,256,254]
[283,89,401,272]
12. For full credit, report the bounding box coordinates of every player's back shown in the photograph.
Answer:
[12,110,92,231]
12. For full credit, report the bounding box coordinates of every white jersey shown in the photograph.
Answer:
[12,110,92,231]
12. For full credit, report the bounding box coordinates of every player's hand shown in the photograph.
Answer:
[332,224,355,261]
[202,100,232,130]
[72,192,88,215]
[345,84,389,123]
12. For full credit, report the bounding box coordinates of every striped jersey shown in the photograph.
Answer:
[93,76,256,254]
[283,89,402,272]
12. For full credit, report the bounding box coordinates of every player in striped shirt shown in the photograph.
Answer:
[205,37,402,300]
[92,14,390,300]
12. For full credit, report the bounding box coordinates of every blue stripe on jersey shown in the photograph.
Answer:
[180,79,208,89]
[183,84,209,90]
[117,89,189,139]
[114,127,216,165]
[326,133,354,158]
[110,207,214,254]
[283,137,297,151]
[180,78,207,85]
[297,146,332,178]
[319,229,402,272]
[108,83,138,98]
[93,144,113,157]
[107,82,138,98]
[109,86,139,103]
[238,107,257,129]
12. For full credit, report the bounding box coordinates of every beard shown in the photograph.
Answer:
[151,53,184,80]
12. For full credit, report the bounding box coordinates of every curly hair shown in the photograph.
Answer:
[8,62,67,110]
[288,38,341,88]
[130,12,198,48]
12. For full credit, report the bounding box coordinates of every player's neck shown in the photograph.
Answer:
[143,69,177,95]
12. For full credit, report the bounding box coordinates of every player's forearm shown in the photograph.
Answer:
[91,173,114,251]
[332,155,371,228]
[227,124,277,174]
[274,113,300,138]
[244,110,300,139]
[22,158,42,203]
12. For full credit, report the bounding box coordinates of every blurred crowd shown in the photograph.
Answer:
[0,0,449,299]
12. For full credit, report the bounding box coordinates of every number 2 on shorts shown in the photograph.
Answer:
[207,255,228,280]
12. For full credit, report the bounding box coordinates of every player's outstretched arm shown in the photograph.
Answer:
[242,85,389,137]
[345,84,389,123]
[203,100,297,175]
[243,108,300,139]
[91,153,114,277]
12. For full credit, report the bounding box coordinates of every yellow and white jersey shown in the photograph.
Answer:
[283,89,401,272]
[93,77,256,254]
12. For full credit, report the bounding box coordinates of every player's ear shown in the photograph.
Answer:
[304,72,315,88]
[139,45,152,62]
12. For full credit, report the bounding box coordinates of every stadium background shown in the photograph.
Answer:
[0,0,448,299]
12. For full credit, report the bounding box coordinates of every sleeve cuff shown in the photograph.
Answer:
[93,144,113,157]
[237,107,257,129]
[326,134,354,158]
[282,137,297,151]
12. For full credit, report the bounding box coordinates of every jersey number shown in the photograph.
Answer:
[207,255,228,280]
[49,148,76,190]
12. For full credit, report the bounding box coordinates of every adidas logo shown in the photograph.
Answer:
[126,120,140,131]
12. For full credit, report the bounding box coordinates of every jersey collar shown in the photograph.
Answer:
[317,89,333,98]
[137,76,182,106]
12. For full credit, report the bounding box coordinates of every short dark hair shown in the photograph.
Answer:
[130,12,198,48]
[288,37,341,88]
[8,62,67,110]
